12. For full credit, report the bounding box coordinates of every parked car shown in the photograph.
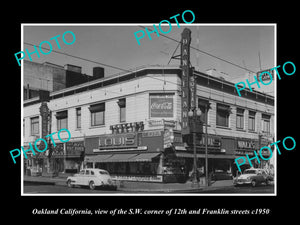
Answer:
[66,168,117,190]
[234,168,272,187]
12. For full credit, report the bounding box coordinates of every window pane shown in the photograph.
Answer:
[237,115,244,129]
[217,111,228,127]
[31,117,39,135]
[120,106,126,122]
[236,108,244,129]
[249,117,255,131]
[92,111,104,126]
[76,108,81,128]
[217,104,229,127]
[58,118,68,130]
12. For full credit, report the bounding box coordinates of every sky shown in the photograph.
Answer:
[23,24,275,84]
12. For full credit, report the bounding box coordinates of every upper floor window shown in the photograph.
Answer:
[248,111,256,132]
[236,108,245,129]
[56,110,68,130]
[261,114,271,134]
[30,116,39,135]
[89,103,105,126]
[76,108,81,129]
[118,98,126,123]
[198,99,210,125]
[216,103,231,127]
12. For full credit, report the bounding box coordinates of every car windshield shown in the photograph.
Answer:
[99,171,109,175]
[244,170,257,174]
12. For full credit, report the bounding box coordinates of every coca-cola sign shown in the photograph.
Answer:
[150,94,174,118]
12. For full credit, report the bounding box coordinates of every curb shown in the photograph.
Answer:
[24,180,56,186]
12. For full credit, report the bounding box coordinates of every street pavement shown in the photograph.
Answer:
[23,175,274,194]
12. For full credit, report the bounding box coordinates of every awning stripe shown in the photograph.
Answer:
[129,153,160,162]
[85,152,161,163]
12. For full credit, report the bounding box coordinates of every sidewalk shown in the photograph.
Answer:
[118,179,234,193]
[23,175,234,193]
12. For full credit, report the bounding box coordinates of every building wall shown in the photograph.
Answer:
[23,68,274,151]
[196,84,274,140]
[24,60,66,92]
[23,72,179,145]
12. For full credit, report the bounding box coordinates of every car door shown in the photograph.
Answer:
[84,169,91,185]
[76,170,86,185]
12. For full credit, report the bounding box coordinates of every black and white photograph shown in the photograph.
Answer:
[4,4,298,221]
[20,24,276,195]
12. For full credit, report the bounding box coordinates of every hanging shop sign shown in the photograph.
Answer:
[235,139,258,156]
[237,139,256,149]
[149,94,174,118]
[39,102,50,139]
[181,28,192,135]
[148,119,176,129]
[198,136,221,148]
[66,141,84,156]
[164,130,183,148]
[99,133,137,150]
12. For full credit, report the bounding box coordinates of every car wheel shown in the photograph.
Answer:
[251,179,257,187]
[89,181,95,190]
[67,179,73,188]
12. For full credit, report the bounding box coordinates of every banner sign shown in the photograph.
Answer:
[111,175,163,182]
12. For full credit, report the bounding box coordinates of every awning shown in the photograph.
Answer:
[104,153,138,163]
[85,154,113,162]
[85,152,161,163]
[129,152,160,162]
[176,152,235,159]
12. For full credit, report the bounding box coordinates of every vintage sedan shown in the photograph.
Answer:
[66,168,117,190]
[234,168,272,187]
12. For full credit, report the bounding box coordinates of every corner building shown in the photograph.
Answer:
[23,65,274,183]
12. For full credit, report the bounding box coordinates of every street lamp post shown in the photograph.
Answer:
[204,105,209,187]
[188,108,202,188]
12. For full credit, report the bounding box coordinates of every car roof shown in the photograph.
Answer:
[246,168,262,170]
[85,168,108,172]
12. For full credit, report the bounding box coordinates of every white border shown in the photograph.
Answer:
[21,23,277,196]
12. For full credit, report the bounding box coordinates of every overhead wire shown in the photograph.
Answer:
[138,25,257,74]
[23,32,273,105]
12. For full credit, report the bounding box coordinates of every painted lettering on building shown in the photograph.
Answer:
[99,133,137,149]
[149,94,174,118]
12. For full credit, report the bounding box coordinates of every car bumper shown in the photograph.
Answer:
[234,179,251,185]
